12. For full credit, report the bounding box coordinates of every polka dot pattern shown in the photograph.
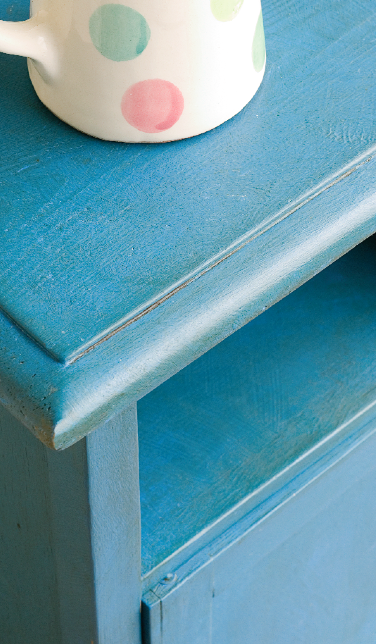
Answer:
[210,0,244,22]
[86,1,264,136]
[89,4,150,61]
[121,80,184,133]
[252,11,266,72]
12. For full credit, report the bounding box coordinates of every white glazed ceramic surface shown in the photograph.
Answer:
[0,0,266,142]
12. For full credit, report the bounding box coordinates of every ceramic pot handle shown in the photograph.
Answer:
[0,14,58,79]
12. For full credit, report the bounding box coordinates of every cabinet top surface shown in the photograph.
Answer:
[1,0,376,447]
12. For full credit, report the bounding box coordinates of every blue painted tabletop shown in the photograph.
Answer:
[1,0,376,448]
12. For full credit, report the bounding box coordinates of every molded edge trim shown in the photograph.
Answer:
[66,152,371,365]
[1,156,376,449]
[141,399,376,592]
[141,412,376,643]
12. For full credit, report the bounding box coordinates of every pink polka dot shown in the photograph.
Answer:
[121,79,184,133]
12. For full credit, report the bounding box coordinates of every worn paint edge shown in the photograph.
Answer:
[0,151,373,368]
[142,400,376,599]
[66,155,372,365]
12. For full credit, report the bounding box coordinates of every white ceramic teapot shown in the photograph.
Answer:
[0,0,266,142]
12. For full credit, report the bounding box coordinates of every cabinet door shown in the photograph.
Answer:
[143,420,376,644]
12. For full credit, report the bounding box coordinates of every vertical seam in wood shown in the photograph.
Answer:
[44,446,66,644]
[83,438,100,644]
[160,599,163,644]
[43,443,65,644]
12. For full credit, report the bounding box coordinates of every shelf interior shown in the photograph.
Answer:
[138,235,376,577]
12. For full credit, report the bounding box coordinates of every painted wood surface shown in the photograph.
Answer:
[143,422,376,644]
[0,404,141,644]
[0,0,376,447]
[0,0,375,364]
[139,236,376,579]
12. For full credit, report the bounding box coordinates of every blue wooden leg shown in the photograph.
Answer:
[0,404,141,644]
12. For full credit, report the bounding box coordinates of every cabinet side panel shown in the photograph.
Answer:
[45,427,98,643]
[0,407,61,644]
[46,404,142,644]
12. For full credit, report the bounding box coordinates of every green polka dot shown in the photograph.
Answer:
[89,4,150,62]
[210,0,244,22]
[252,11,266,72]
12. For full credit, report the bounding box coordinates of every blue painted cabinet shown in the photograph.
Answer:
[0,406,141,644]
[2,0,376,641]
[140,236,376,644]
